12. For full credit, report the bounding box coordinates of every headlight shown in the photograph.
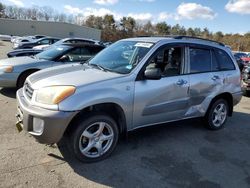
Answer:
[0,65,13,73]
[35,86,76,105]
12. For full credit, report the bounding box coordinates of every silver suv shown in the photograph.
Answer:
[16,36,242,162]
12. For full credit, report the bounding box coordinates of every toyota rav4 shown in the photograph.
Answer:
[16,36,242,162]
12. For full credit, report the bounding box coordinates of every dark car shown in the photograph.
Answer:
[7,49,43,58]
[33,35,46,39]
[242,66,250,96]
[233,52,248,71]
[14,37,60,49]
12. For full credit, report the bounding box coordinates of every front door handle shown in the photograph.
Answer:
[176,79,187,86]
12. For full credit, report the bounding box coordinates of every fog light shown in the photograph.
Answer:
[33,117,44,133]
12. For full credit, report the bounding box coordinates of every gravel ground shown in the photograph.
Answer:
[0,41,250,188]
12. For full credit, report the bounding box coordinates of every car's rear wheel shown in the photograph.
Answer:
[242,90,250,97]
[69,114,119,163]
[205,99,229,130]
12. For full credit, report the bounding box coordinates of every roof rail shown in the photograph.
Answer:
[173,35,225,46]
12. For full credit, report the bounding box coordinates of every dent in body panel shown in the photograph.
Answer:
[185,72,224,117]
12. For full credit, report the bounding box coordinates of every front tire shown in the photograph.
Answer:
[69,114,119,163]
[205,99,229,130]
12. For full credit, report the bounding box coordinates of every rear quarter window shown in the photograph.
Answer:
[215,49,235,70]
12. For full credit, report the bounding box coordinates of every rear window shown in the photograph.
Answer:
[190,48,211,73]
[215,49,235,70]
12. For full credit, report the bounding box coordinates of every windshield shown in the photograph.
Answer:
[35,45,71,60]
[89,40,154,74]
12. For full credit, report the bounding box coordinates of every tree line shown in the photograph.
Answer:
[0,2,249,51]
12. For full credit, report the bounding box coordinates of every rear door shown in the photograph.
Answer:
[187,45,224,117]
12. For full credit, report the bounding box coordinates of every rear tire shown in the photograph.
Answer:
[242,90,250,97]
[205,99,229,130]
[68,114,119,163]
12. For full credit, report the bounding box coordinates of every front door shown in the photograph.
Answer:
[133,45,190,128]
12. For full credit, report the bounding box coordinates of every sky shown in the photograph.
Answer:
[1,0,250,34]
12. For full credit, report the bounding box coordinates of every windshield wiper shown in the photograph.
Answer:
[80,60,88,65]
[90,63,107,71]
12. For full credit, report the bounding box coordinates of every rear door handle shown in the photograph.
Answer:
[211,75,220,81]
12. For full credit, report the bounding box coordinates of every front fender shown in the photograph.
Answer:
[59,81,135,130]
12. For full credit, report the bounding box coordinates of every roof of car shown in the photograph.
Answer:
[122,35,226,48]
[60,42,104,48]
[62,37,96,42]
[37,37,61,40]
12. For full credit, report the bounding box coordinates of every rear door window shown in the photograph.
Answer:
[189,47,211,73]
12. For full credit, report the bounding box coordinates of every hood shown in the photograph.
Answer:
[28,64,123,89]
[0,56,45,66]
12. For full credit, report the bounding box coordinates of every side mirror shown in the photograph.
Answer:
[144,68,162,80]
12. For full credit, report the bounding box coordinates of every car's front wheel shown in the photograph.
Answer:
[69,114,119,163]
[17,70,38,89]
[205,99,229,130]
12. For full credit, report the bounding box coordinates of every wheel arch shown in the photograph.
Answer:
[206,92,233,117]
[65,102,127,137]
[16,68,40,87]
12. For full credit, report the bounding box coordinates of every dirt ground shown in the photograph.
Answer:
[0,41,250,188]
[0,41,10,58]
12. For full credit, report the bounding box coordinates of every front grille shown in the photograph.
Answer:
[24,82,34,100]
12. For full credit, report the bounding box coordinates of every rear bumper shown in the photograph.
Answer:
[16,88,78,144]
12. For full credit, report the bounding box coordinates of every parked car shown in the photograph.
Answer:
[33,37,101,50]
[0,43,104,88]
[32,35,46,39]
[14,37,60,49]
[16,36,242,162]
[233,52,249,71]
[0,34,12,41]
[7,49,43,58]
[12,36,34,45]
[241,66,250,96]
[10,36,20,43]
[241,54,250,64]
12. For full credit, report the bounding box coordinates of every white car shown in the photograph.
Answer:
[0,34,12,41]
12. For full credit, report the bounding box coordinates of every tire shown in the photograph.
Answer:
[68,114,119,163]
[242,90,250,97]
[205,99,229,130]
[17,70,37,89]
